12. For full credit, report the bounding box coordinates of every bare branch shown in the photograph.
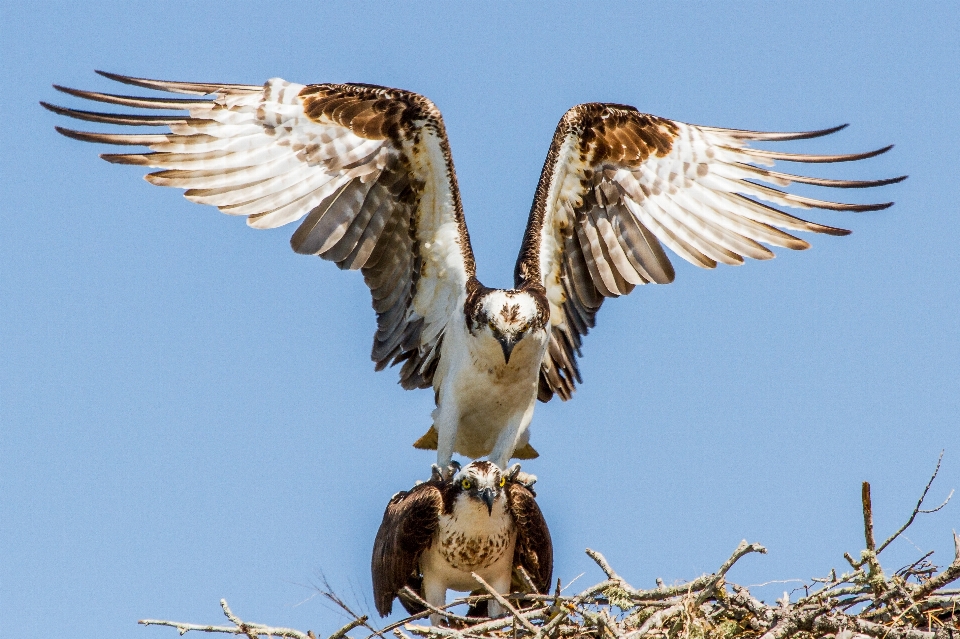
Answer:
[397,587,480,625]
[877,450,951,555]
[138,619,242,636]
[695,540,767,605]
[911,531,960,600]
[328,617,369,639]
[514,565,538,595]
[140,600,310,639]
[403,623,464,639]
[585,548,623,582]
[462,606,549,635]
[862,482,877,552]
[624,603,683,639]
[470,572,539,634]
[813,612,937,639]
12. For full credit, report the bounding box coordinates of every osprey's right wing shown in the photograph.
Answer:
[515,104,906,402]
[371,482,443,617]
[44,73,476,389]
[505,481,553,594]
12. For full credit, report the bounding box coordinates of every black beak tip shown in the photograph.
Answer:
[480,489,495,515]
[498,338,515,364]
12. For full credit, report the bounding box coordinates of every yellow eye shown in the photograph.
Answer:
[499,476,505,487]
[461,479,472,490]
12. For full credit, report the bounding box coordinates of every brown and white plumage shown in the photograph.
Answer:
[44,73,905,467]
[371,462,552,623]
[514,104,905,402]
[46,72,473,391]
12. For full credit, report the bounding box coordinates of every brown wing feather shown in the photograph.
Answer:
[505,482,553,593]
[46,73,476,392]
[517,103,904,402]
[371,482,444,617]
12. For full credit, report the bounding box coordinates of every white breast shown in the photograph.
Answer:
[419,494,517,593]
[436,323,548,459]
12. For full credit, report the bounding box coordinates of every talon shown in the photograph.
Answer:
[430,464,444,482]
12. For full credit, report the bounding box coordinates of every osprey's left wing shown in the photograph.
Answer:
[43,73,476,389]
[371,482,444,617]
[515,104,905,402]
[505,481,553,593]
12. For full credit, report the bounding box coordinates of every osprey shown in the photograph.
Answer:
[44,72,905,469]
[371,461,552,624]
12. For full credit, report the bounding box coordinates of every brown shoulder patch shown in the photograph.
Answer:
[299,83,476,283]
[574,103,679,167]
[299,83,432,143]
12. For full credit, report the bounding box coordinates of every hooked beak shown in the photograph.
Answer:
[479,488,495,515]
[497,335,517,364]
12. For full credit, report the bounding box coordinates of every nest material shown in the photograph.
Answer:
[140,460,959,639]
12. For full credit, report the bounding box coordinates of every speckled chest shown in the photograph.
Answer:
[436,499,516,571]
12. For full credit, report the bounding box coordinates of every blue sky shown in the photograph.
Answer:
[2,2,958,637]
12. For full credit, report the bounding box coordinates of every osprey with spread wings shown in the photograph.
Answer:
[44,72,904,469]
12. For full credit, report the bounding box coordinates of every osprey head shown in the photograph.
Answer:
[472,289,547,364]
[453,461,505,516]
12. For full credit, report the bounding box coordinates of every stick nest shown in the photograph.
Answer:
[141,457,959,639]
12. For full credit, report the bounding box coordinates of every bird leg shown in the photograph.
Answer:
[432,400,459,471]
[488,404,534,470]
[483,572,514,619]
[421,575,448,626]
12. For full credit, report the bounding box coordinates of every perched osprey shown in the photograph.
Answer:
[44,72,904,469]
[371,461,552,623]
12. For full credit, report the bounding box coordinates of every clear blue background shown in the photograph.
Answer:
[2,2,958,637]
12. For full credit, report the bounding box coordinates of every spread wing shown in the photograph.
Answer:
[371,482,444,617]
[506,482,553,593]
[516,103,906,401]
[43,72,477,389]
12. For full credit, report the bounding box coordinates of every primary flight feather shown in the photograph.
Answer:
[43,72,905,469]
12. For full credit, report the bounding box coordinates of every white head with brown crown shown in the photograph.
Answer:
[467,286,549,364]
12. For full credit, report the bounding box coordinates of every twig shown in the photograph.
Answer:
[863,482,878,554]
[624,603,683,639]
[912,532,960,601]
[859,482,889,599]
[140,599,310,639]
[471,572,539,634]
[586,548,623,582]
[138,620,243,636]
[877,451,952,555]
[813,612,937,639]
[695,540,767,605]
[398,587,481,625]
[757,603,832,639]
[403,624,464,639]
[515,565,538,595]
[464,606,550,635]
[329,617,369,639]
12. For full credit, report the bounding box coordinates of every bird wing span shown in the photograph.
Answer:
[515,103,905,402]
[506,482,553,593]
[45,72,476,388]
[371,482,444,617]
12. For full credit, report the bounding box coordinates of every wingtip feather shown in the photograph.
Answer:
[100,153,150,165]
[39,100,63,115]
